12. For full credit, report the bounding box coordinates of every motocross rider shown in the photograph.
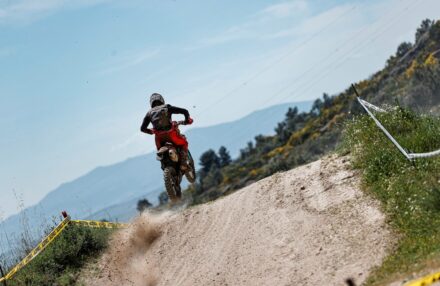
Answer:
[140,93,193,170]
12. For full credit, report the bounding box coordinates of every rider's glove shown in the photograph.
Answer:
[186,117,194,125]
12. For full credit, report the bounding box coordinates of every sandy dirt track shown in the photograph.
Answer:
[81,155,393,286]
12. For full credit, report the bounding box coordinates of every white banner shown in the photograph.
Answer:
[357,97,440,160]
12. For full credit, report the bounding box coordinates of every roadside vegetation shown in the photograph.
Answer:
[7,225,112,286]
[343,109,440,285]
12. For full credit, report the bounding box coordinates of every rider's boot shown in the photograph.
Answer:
[180,150,190,172]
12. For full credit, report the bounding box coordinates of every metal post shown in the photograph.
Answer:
[61,211,68,218]
[351,83,360,98]
[0,263,7,286]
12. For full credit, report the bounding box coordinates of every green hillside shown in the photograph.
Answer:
[188,19,440,205]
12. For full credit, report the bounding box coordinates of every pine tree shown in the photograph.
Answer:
[218,146,232,167]
[416,19,434,42]
[396,42,412,57]
[199,149,220,173]
[136,199,152,214]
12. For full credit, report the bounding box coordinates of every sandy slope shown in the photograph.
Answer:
[81,155,393,286]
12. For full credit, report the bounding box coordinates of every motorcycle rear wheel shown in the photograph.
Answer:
[164,166,180,202]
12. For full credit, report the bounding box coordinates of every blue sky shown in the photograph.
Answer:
[1,0,440,218]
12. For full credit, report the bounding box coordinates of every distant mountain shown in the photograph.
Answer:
[85,188,163,222]
[0,100,312,257]
[185,100,312,159]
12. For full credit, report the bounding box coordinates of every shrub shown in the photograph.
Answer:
[8,225,112,286]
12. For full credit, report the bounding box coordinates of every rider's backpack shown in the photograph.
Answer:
[149,104,172,130]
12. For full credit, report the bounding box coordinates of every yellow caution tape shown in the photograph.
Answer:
[406,271,440,286]
[3,216,71,280]
[71,220,128,229]
[0,216,127,282]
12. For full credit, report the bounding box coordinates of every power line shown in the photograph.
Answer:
[274,0,422,106]
[196,4,358,117]
[258,0,420,109]
[254,0,420,115]
[216,0,421,149]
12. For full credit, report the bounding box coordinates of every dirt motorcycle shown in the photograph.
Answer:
[152,121,196,203]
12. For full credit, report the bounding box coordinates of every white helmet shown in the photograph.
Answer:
[150,93,165,107]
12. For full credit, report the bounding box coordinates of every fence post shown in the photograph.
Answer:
[0,263,7,286]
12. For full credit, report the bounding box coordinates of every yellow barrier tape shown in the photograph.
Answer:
[406,271,440,286]
[71,220,128,229]
[0,216,127,281]
[4,216,71,280]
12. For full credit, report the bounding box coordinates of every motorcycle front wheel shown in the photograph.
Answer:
[185,151,197,183]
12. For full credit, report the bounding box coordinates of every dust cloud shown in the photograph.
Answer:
[82,212,170,286]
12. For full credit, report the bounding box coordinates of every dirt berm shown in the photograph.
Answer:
[81,155,394,286]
